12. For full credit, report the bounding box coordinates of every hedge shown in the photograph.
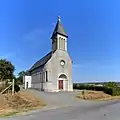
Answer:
[112,88,120,96]
[73,83,120,96]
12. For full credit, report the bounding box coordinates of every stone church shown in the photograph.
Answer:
[23,17,73,92]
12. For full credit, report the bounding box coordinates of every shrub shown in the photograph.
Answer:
[105,81,118,88]
[73,83,120,96]
[104,87,120,96]
[103,87,113,95]
[112,88,120,96]
[9,83,20,93]
[14,84,20,92]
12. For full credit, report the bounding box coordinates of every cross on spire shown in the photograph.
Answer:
[58,16,61,21]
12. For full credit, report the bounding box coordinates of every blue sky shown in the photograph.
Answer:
[0,0,120,82]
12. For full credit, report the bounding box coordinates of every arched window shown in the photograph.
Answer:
[45,71,48,82]
[59,37,65,50]
[52,37,57,52]
[59,37,61,40]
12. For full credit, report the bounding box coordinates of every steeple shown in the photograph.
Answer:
[51,16,68,39]
[51,16,68,53]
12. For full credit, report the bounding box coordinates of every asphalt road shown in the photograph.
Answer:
[1,100,120,120]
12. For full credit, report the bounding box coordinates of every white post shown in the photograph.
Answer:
[12,79,15,95]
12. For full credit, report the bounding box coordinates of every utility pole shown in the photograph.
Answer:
[12,79,15,95]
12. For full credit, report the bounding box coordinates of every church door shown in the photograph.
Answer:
[59,80,63,89]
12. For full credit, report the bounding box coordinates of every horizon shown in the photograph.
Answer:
[0,0,120,82]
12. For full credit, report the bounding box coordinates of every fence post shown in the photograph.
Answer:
[12,79,15,95]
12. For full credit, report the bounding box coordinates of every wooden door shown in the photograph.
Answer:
[59,80,63,89]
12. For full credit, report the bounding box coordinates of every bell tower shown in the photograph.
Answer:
[51,16,68,53]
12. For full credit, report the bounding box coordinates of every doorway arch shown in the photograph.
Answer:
[58,74,68,90]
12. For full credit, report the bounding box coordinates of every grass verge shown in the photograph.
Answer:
[0,91,46,117]
[76,90,120,101]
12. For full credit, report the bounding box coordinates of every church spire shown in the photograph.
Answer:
[51,16,68,39]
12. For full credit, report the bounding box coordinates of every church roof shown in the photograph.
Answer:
[25,70,31,76]
[29,52,52,71]
[51,16,68,39]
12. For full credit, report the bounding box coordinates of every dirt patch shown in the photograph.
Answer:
[76,90,120,100]
[98,95,120,101]
[0,91,46,116]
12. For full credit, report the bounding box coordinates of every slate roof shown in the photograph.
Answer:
[29,52,52,71]
[51,17,68,39]
[25,70,31,76]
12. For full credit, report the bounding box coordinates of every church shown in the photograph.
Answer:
[23,17,73,92]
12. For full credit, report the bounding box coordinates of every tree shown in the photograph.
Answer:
[18,71,26,77]
[17,71,26,84]
[0,59,15,82]
[106,81,118,88]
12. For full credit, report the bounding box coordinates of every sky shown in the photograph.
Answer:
[0,0,120,82]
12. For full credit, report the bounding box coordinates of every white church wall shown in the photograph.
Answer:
[43,82,53,92]
[63,80,68,91]
[24,76,31,89]
[31,72,42,90]
[31,83,42,90]
[44,49,73,92]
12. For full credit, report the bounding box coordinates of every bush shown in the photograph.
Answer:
[112,88,120,96]
[103,87,113,95]
[9,83,20,93]
[73,83,120,96]
[73,83,104,91]
[14,84,20,92]
[105,81,118,88]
